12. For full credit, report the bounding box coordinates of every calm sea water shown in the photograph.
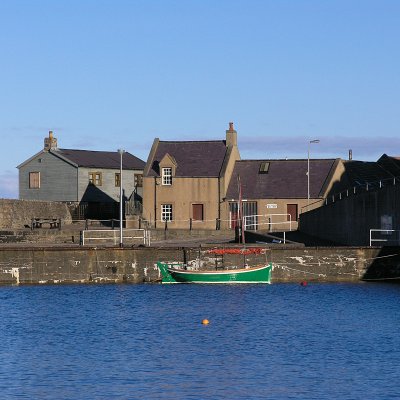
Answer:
[0,282,399,399]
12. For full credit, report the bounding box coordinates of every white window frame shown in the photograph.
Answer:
[162,167,172,185]
[161,204,173,222]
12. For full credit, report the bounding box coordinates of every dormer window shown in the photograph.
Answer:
[162,167,172,185]
[259,162,270,174]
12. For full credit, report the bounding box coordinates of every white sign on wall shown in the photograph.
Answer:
[266,204,278,209]
[381,215,393,235]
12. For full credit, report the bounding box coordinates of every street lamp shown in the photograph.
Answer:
[118,149,125,247]
[307,139,320,207]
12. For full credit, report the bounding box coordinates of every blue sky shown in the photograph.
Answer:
[1,0,399,198]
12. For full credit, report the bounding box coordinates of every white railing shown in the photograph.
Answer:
[239,214,291,244]
[266,214,292,232]
[243,213,293,232]
[369,229,400,247]
[81,229,151,246]
[140,213,294,232]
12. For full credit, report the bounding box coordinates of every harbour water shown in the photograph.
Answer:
[0,282,400,399]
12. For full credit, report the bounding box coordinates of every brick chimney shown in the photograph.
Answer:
[226,122,237,147]
[44,130,58,151]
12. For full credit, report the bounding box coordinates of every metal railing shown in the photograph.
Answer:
[369,229,400,247]
[81,228,151,246]
[325,177,399,208]
[243,213,293,232]
[138,213,296,232]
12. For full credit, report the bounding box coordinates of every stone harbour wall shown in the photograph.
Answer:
[0,199,72,229]
[0,245,399,285]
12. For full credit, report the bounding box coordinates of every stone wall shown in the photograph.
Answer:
[0,244,398,284]
[299,184,400,246]
[0,199,72,229]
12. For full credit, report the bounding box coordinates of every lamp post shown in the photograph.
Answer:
[307,139,320,207]
[118,149,125,247]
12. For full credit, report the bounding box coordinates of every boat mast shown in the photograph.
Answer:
[238,175,245,244]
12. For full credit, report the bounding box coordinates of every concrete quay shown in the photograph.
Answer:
[0,241,399,285]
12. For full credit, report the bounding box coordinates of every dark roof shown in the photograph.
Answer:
[53,149,145,170]
[147,140,228,177]
[343,159,394,187]
[377,154,400,177]
[226,159,337,199]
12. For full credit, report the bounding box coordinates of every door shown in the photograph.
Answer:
[229,202,258,230]
[287,204,298,222]
[243,202,258,230]
[192,204,204,221]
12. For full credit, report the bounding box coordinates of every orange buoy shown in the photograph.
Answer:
[202,319,210,325]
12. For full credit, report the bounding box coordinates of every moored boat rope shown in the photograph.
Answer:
[274,264,327,277]
[361,253,400,262]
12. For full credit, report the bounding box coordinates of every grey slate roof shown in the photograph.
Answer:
[226,159,337,199]
[53,149,145,170]
[147,140,228,177]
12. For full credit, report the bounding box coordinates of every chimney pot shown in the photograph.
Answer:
[226,122,237,147]
[44,130,58,151]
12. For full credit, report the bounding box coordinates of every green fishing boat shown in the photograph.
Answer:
[156,261,272,284]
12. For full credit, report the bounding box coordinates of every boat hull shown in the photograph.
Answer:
[157,262,272,284]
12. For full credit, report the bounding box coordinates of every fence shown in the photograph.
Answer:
[139,213,295,232]
[75,213,294,233]
[81,229,151,246]
[68,219,133,230]
[325,177,399,207]
[243,213,293,232]
[369,229,400,247]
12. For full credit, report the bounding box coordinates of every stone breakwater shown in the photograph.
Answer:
[0,245,399,284]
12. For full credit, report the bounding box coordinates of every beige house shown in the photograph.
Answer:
[142,123,351,232]
[142,123,240,229]
[223,158,343,231]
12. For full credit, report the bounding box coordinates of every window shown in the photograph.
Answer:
[89,172,102,186]
[162,168,172,185]
[29,172,40,189]
[192,204,204,221]
[134,173,143,187]
[115,173,121,187]
[259,162,270,173]
[161,204,173,222]
[229,201,258,230]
